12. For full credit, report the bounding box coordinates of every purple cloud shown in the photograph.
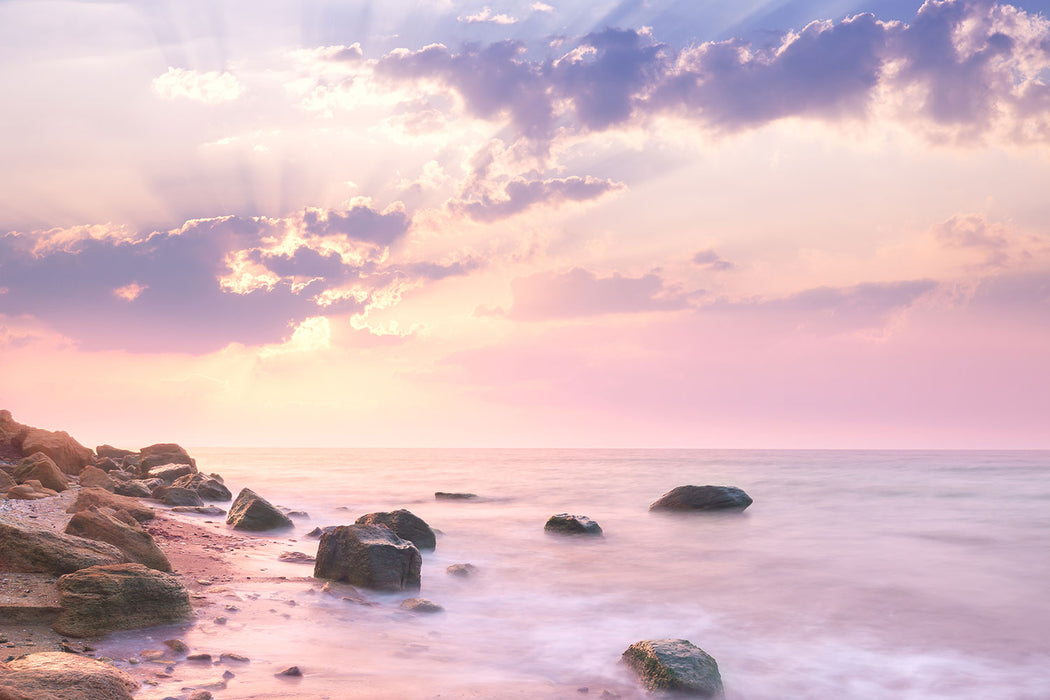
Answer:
[692,249,736,271]
[452,176,624,222]
[302,204,410,246]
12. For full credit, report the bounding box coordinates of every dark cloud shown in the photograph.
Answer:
[302,204,410,245]
[452,176,624,222]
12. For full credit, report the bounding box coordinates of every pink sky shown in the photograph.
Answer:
[2,0,1049,448]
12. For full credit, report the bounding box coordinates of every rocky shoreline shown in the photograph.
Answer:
[1,410,749,699]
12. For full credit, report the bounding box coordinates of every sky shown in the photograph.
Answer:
[2,0,1050,449]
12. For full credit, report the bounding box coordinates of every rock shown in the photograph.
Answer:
[112,480,152,499]
[314,524,422,591]
[64,507,172,572]
[67,488,155,522]
[138,444,195,473]
[305,527,324,538]
[186,653,212,663]
[649,486,753,512]
[435,492,477,500]
[226,488,293,531]
[621,639,724,698]
[52,563,193,637]
[171,505,226,516]
[189,692,213,700]
[20,429,94,475]
[278,551,315,564]
[0,651,137,699]
[355,509,436,550]
[119,454,140,471]
[171,473,232,501]
[0,514,126,574]
[446,563,478,578]
[163,639,189,654]
[0,468,14,492]
[147,463,196,483]
[77,465,115,492]
[161,487,204,507]
[400,598,444,613]
[0,410,28,463]
[276,666,302,677]
[92,457,120,472]
[544,513,603,535]
[96,444,136,460]
[13,452,69,492]
[5,480,60,500]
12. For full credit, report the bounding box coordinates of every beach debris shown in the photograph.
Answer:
[65,506,172,571]
[276,665,303,677]
[544,513,603,536]
[172,473,232,502]
[13,452,69,493]
[355,509,436,550]
[52,563,193,637]
[435,491,477,500]
[621,639,724,698]
[314,524,422,591]
[446,563,478,577]
[400,597,444,613]
[225,488,294,531]
[649,485,752,512]
[0,651,137,699]
[0,514,126,574]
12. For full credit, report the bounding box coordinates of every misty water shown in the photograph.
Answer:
[97,449,1050,699]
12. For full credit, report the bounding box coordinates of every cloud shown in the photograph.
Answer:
[458,7,518,25]
[113,282,148,301]
[935,213,1012,266]
[452,175,624,221]
[151,67,244,104]
[531,2,554,13]
[492,267,694,320]
[692,249,735,271]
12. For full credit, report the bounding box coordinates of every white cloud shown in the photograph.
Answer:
[458,7,518,25]
[152,67,244,104]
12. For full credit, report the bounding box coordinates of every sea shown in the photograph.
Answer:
[95,449,1050,700]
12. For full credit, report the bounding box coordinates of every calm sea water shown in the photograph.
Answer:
[101,449,1050,700]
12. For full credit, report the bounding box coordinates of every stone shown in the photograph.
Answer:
[53,563,194,637]
[400,598,444,613]
[112,480,152,499]
[544,513,603,535]
[161,487,204,507]
[355,509,436,550]
[65,507,172,572]
[147,463,196,483]
[20,429,94,475]
[189,692,213,700]
[446,563,478,578]
[649,486,753,512]
[435,492,477,500]
[67,488,155,522]
[163,639,189,654]
[13,452,69,492]
[0,514,127,574]
[276,666,302,677]
[0,651,137,700]
[77,465,115,492]
[314,524,422,592]
[278,551,315,564]
[96,444,137,460]
[171,505,226,516]
[226,488,293,531]
[119,454,140,471]
[0,468,14,492]
[621,639,724,698]
[92,457,120,472]
[6,480,60,500]
[172,473,232,501]
[138,444,195,473]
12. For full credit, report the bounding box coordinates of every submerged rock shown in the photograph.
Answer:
[67,487,155,522]
[544,513,603,535]
[314,524,421,591]
[649,485,752,512]
[0,514,126,574]
[400,597,444,613]
[0,651,138,700]
[355,509,436,550]
[446,563,478,578]
[226,488,293,531]
[53,563,193,637]
[621,639,724,698]
[65,507,171,572]
[434,492,477,500]
[13,452,69,493]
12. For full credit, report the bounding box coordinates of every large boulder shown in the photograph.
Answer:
[161,487,204,507]
[65,507,171,572]
[92,457,120,472]
[355,509,436,550]
[0,468,14,492]
[13,452,69,492]
[21,429,94,475]
[226,488,293,531]
[0,651,138,700]
[0,514,127,574]
[649,485,753,512]
[0,409,29,462]
[622,639,724,698]
[146,462,196,483]
[95,444,137,460]
[52,563,193,637]
[544,513,603,535]
[67,487,155,522]
[314,524,422,591]
[5,480,60,500]
[112,479,152,499]
[172,472,232,501]
[138,443,195,473]
[77,465,115,492]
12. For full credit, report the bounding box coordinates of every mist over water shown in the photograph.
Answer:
[102,449,1050,699]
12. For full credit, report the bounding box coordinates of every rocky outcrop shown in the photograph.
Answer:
[146,463,196,483]
[5,480,60,500]
[21,429,94,475]
[314,524,422,591]
[622,639,724,698]
[0,514,126,574]
[65,507,171,572]
[0,651,138,700]
[13,452,69,493]
[544,513,603,535]
[161,487,204,507]
[95,444,137,460]
[649,485,753,512]
[226,488,293,531]
[67,487,155,522]
[172,473,232,501]
[77,465,115,492]
[355,509,436,550]
[52,563,193,637]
